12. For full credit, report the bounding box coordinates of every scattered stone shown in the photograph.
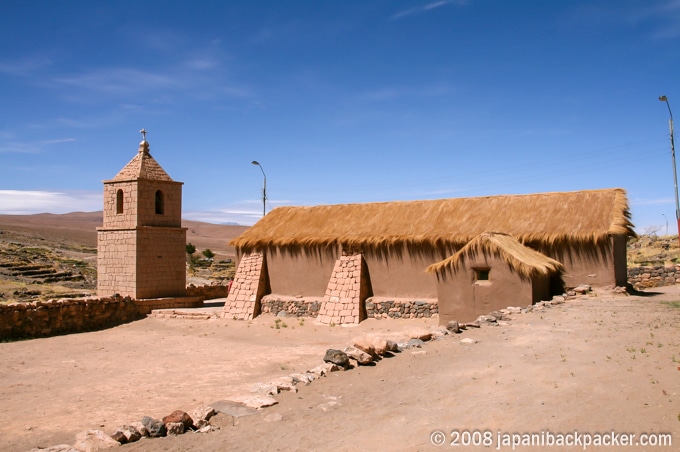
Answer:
[505,306,522,313]
[352,337,379,359]
[189,405,216,427]
[210,400,259,418]
[460,338,477,345]
[264,413,283,422]
[73,429,120,451]
[276,311,288,317]
[446,320,461,334]
[385,339,399,351]
[290,373,315,385]
[141,416,167,438]
[166,422,185,436]
[308,362,340,377]
[407,328,432,342]
[406,338,425,348]
[162,410,193,430]
[573,284,591,294]
[268,376,298,393]
[343,345,374,365]
[251,382,278,396]
[411,350,427,355]
[230,394,279,409]
[129,422,149,438]
[111,425,142,444]
[323,349,350,369]
[477,315,497,323]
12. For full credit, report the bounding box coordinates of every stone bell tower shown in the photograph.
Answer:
[97,130,187,299]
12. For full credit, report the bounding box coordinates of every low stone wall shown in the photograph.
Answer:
[366,298,439,319]
[0,296,141,340]
[186,284,228,300]
[260,296,323,318]
[627,264,680,289]
[134,297,204,315]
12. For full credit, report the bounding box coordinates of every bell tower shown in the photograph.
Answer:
[97,130,187,299]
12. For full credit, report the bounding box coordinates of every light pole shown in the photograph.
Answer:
[659,95,679,245]
[251,160,267,217]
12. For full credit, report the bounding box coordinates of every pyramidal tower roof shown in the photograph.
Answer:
[111,130,174,182]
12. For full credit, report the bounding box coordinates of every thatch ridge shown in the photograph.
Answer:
[426,232,564,279]
[230,188,635,253]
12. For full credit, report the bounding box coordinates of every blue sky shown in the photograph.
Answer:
[1,0,679,232]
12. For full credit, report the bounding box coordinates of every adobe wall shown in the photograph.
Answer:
[533,237,621,288]
[363,245,443,298]
[436,254,538,325]
[265,248,337,297]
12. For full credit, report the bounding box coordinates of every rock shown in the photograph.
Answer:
[460,338,477,345]
[264,413,283,422]
[289,373,315,385]
[251,382,278,396]
[464,321,481,328]
[166,422,185,436]
[406,338,424,348]
[308,362,340,376]
[385,340,399,352]
[210,400,259,418]
[446,320,461,334]
[230,394,279,409]
[73,429,120,451]
[573,285,591,294]
[111,425,142,443]
[141,415,167,437]
[110,430,128,444]
[323,349,350,369]
[129,422,149,438]
[505,306,521,313]
[190,405,216,427]
[162,410,193,430]
[407,328,432,341]
[276,310,288,317]
[412,350,427,355]
[343,345,374,365]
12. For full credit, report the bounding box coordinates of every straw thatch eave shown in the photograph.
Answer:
[426,232,564,280]
[229,188,635,253]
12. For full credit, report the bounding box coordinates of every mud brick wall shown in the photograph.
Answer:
[366,298,439,319]
[260,296,322,317]
[627,264,680,290]
[0,297,141,340]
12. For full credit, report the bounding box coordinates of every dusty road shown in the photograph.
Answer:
[2,287,679,451]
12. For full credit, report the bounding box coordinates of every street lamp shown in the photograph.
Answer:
[251,160,267,217]
[659,95,679,245]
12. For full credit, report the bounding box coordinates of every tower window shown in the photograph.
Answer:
[155,190,164,215]
[116,189,124,214]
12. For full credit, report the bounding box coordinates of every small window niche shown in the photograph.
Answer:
[155,190,164,215]
[116,189,124,214]
[474,267,491,284]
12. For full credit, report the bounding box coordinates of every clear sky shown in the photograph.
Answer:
[1,1,679,232]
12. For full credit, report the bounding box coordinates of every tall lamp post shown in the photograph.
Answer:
[251,160,267,217]
[662,213,668,236]
[659,95,679,245]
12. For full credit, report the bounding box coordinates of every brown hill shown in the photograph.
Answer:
[0,211,248,258]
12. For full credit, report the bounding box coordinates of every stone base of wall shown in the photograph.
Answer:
[627,264,680,290]
[260,295,323,317]
[366,297,439,319]
[134,296,204,315]
[186,284,228,300]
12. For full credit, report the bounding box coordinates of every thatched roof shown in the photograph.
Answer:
[426,232,564,279]
[231,188,635,252]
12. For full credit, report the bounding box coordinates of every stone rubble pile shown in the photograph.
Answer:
[30,289,596,452]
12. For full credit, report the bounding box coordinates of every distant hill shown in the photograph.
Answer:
[0,211,248,258]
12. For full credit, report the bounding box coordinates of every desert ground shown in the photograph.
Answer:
[1,287,678,451]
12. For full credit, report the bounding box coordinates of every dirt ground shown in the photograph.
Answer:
[2,287,679,452]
